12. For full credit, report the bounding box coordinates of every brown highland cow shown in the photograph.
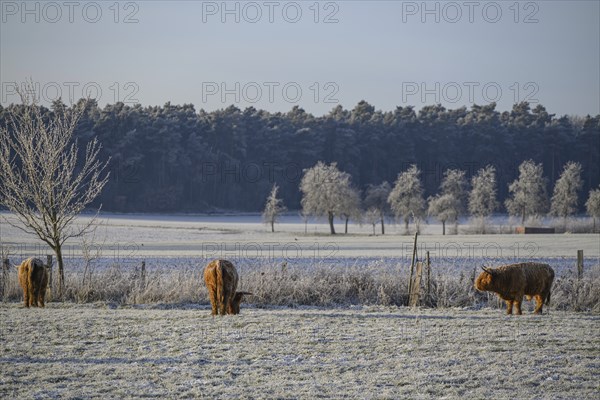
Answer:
[203,259,251,315]
[17,257,49,308]
[475,262,554,315]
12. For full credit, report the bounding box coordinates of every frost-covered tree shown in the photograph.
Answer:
[388,165,425,233]
[339,185,362,234]
[505,160,549,224]
[365,208,380,235]
[300,161,353,235]
[550,161,583,221]
[364,181,391,235]
[428,169,467,234]
[428,194,457,235]
[468,166,498,232]
[585,186,600,232]
[0,83,110,297]
[262,183,286,232]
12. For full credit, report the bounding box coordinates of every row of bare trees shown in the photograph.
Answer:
[265,161,600,235]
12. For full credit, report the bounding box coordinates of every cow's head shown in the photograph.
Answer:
[228,291,253,315]
[474,266,495,291]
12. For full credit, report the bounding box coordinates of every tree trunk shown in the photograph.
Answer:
[442,220,446,235]
[372,223,376,235]
[271,221,274,233]
[328,211,336,235]
[521,212,525,225]
[55,245,65,299]
[404,217,409,234]
[344,217,349,234]
[380,216,385,235]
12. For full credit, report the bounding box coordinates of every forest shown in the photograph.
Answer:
[1,100,598,213]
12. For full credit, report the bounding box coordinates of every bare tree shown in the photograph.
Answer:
[585,186,600,232]
[365,208,380,235]
[550,161,583,223]
[0,84,110,297]
[428,169,467,234]
[339,185,362,234]
[505,160,548,224]
[468,165,498,233]
[299,161,352,235]
[262,183,286,232]
[364,181,391,235]
[388,165,425,234]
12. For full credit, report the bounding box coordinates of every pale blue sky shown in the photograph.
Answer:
[1,1,599,116]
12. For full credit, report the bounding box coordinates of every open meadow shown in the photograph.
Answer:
[1,213,599,398]
[1,304,599,399]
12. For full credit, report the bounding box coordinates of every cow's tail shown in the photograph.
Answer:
[215,260,224,311]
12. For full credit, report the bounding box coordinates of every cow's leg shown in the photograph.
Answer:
[208,289,218,316]
[38,286,46,308]
[28,286,36,307]
[23,290,29,308]
[220,289,230,316]
[505,300,513,315]
[514,296,523,315]
[533,295,543,314]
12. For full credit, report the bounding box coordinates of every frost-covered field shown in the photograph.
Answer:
[1,304,598,399]
[2,212,599,260]
[1,213,599,398]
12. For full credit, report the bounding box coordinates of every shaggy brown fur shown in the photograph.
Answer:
[203,259,251,315]
[17,258,49,308]
[474,262,554,315]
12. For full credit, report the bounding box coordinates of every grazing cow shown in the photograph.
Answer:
[474,262,554,315]
[203,259,251,315]
[17,258,49,308]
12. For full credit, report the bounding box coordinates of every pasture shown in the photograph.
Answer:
[1,304,599,399]
[1,213,599,398]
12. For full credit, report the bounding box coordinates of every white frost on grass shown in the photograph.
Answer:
[1,305,598,399]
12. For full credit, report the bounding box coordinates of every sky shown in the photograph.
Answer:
[1,0,599,116]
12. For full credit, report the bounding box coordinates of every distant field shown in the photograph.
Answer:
[1,304,598,399]
[2,212,599,260]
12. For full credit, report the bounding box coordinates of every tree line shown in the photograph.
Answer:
[283,160,600,235]
[1,99,599,215]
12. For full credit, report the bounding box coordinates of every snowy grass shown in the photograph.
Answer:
[1,304,598,399]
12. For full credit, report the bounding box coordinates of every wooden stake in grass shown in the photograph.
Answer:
[408,232,418,306]
[577,250,584,279]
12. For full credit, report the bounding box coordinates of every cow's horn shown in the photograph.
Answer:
[481,266,494,274]
[237,291,253,296]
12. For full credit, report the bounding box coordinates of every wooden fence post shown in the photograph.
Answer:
[1,258,9,301]
[577,250,583,279]
[409,261,423,307]
[140,260,146,289]
[407,232,418,306]
[426,251,431,299]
